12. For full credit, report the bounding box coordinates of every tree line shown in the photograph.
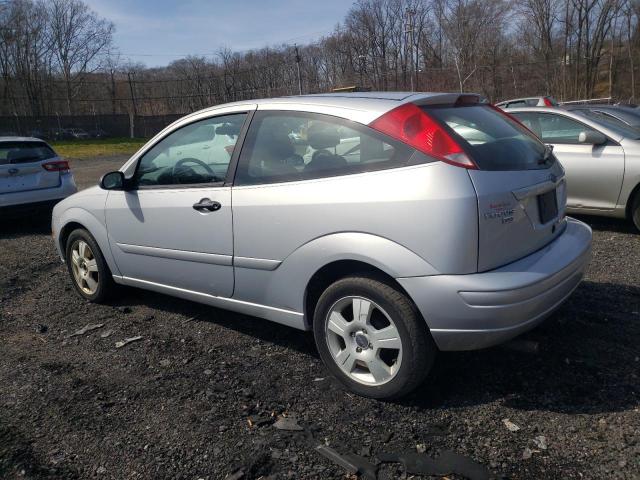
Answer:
[1,0,639,117]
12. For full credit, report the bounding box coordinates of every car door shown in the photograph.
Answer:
[104,111,250,297]
[512,111,624,210]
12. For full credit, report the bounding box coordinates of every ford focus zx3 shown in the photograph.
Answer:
[52,92,592,399]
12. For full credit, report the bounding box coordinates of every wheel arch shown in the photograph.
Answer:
[625,181,640,221]
[56,208,121,277]
[233,232,437,330]
[59,221,85,255]
[303,259,422,330]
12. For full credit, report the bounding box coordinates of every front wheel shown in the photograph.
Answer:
[313,276,436,399]
[65,228,115,303]
[631,191,640,232]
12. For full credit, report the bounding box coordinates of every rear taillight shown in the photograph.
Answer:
[543,97,553,107]
[42,160,70,172]
[369,103,477,169]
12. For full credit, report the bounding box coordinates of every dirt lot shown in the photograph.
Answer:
[1,156,639,480]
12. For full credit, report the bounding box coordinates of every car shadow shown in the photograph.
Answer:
[112,287,318,357]
[572,213,636,234]
[401,280,639,414]
[115,279,639,415]
[0,209,53,237]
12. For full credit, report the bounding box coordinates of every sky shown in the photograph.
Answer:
[84,0,353,67]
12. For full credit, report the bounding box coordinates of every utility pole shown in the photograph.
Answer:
[405,8,416,92]
[358,54,366,88]
[127,71,137,116]
[127,71,137,139]
[294,44,302,95]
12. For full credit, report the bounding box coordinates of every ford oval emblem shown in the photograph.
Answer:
[8,168,18,175]
[548,173,557,183]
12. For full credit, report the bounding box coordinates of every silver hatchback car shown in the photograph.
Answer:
[1,137,77,211]
[52,93,592,398]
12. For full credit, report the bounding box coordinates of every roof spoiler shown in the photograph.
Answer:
[408,93,481,107]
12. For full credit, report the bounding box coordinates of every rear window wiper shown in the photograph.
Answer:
[538,144,554,165]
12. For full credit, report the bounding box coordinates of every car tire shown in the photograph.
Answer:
[313,275,436,399]
[631,191,640,232]
[65,228,115,303]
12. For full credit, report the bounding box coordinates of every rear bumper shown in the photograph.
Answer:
[0,174,77,209]
[397,217,592,351]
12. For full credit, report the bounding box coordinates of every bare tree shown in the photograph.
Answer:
[47,0,113,113]
[2,0,640,119]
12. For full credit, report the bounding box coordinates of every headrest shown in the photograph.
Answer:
[308,124,340,150]
[256,124,294,158]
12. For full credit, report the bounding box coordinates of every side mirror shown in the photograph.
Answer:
[100,171,127,190]
[578,130,607,145]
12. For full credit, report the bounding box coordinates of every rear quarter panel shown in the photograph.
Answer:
[231,162,478,314]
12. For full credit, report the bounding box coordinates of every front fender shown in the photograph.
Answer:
[232,232,438,327]
[54,207,122,277]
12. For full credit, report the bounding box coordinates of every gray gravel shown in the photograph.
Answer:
[0,157,638,479]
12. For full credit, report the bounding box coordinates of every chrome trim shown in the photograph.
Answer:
[116,243,232,266]
[511,178,563,201]
[234,256,281,271]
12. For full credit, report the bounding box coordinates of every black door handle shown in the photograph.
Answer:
[193,198,221,212]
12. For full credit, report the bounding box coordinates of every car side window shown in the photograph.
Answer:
[134,113,246,187]
[511,112,599,144]
[507,100,527,108]
[234,111,413,186]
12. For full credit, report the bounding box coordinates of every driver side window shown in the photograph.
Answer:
[134,113,246,187]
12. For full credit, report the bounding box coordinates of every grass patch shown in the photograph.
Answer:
[51,137,148,159]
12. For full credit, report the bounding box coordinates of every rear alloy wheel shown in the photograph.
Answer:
[325,296,402,386]
[313,276,436,399]
[65,229,115,303]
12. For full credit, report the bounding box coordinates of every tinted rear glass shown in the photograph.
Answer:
[0,141,56,165]
[423,105,551,170]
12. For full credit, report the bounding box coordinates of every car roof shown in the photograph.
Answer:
[188,92,481,125]
[496,96,546,104]
[0,136,47,143]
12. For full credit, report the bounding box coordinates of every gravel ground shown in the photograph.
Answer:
[1,156,639,480]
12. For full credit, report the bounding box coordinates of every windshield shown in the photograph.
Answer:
[575,110,640,139]
[423,105,552,170]
[0,141,57,165]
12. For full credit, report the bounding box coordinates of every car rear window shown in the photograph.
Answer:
[0,141,56,165]
[423,105,551,171]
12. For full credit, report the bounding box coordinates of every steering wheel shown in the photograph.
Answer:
[172,157,217,184]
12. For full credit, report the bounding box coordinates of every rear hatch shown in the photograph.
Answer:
[423,102,566,271]
[0,141,62,194]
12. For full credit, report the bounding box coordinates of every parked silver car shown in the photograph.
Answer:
[52,93,592,398]
[496,96,559,109]
[1,137,77,211]
[508,107,640,230]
